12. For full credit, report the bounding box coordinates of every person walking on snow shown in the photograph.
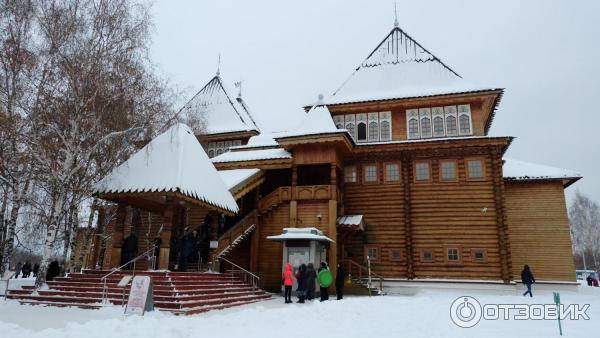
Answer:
[336,263,345,300]
[13,262,22,278]
[305,263,317,300]
[282,263,294,303]
[296,264,308,303]
[318,261,330,301]
[521,265,535,297]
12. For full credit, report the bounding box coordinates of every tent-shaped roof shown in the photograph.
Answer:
[277,105,345,139]
[179,75,259,135]
[94,123,239,214]
[503,158,581,187]
[326,26,499,106]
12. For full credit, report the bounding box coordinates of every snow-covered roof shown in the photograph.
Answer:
[503,158,581,185]
[337,215,363,226]
[229,131,286,150]
[266,228,334,243]
[276,105,348,139]
[218,168,262,191]
[326,27,499,106]
[94,123,239,214]
[179,75,259,135]
[211,148,292,163]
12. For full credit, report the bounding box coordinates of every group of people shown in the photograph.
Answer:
[282,261,346,303]
[585,273,599,287]
[12,260,61,281]
[12,261,39,278]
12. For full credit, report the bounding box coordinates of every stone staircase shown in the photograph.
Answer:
[6,269,271,315]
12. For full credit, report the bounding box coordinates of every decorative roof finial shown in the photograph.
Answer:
[234,80,243,98]
[394,1,399,27]
[216,53,221,76]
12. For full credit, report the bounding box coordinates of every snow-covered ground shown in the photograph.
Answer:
[0,286,599,338]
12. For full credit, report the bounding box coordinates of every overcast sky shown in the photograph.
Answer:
[148,0,600,205]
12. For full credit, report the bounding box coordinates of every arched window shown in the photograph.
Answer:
[446,115,457,136]
[433,116,444,137]
[459,115,471,134]
[216,149,223,156]
[357,122,367,141]
[346,123,355,139]
[368,121,379,141]
[420,117,431,137]
[380,121,391,141]
[336,123,344,129]
[408,118,420,139]
[208,149,215,158]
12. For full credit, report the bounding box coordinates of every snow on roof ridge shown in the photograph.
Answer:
[276,105,345,139]
[211,147,292,164]
[326,26,498,106]
[503,158,582,182]
[179,75,258,135]
[94,123,239,213]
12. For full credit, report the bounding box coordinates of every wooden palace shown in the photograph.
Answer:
[83,23,581,293]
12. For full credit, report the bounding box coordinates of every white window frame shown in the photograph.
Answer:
[444,106,458,137]
[333,115,344,130]
[419,108,432,138]
[379,111,392,141]
[406,109,420,139]
[367,112,379,142]
[432,107,445,137]
[344,114,356,140]
[457,104,473,136]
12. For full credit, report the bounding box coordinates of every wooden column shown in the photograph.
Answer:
[159,203,174,270]
[490,147,513,283]
[290,165,298,227]
[329,164,338,283]
[249,211,260,272]
[110,203,127,268]
[401,155,415,279]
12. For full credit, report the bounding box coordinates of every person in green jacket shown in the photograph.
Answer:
[318,261,330,301]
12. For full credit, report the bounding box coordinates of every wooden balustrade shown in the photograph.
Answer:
[216,210,258,257]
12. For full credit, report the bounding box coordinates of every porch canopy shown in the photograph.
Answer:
[267,227,334,243]
[94,123,238,215]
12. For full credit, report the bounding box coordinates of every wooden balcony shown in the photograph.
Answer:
[258,185,336,214]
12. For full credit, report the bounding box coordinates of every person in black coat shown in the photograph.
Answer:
[33,263,39,277]
[21,261,32,278]
[14,262,22,279]
[521,265,535,297]
[46,260,60,281]
[295,264,308,303]
[586,274,594,286]
[318,261,330,301]
[179,231,195,272]
[305,263,317,300]
[122,233,138,270]
[336,263,345,300]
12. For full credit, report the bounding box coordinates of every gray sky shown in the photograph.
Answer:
[149,0,600,205]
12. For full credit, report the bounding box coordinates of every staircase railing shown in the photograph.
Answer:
[214,210,257,259]
[258,186,291,214]
[218,257,260,290]
[344,258,384,295]
[100,245,156,304]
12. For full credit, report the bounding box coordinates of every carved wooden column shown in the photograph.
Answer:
[290,165,298,227]
[110,203,127,268]
[329,163,338,283]
[401,155,415,280]
[159,202,174,270]
[490,147,513,283]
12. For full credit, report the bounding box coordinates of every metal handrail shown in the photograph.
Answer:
[345,258,384,295]
[100,245,156,304]
[218,257,260,290]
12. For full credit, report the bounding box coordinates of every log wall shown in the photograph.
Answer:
[505,181,576,282]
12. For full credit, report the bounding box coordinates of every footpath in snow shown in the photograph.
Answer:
[0,286,598,338]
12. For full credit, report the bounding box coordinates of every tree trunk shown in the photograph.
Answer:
[35,190,65,288]
[1,175,30,276]
[73,199,98,271]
